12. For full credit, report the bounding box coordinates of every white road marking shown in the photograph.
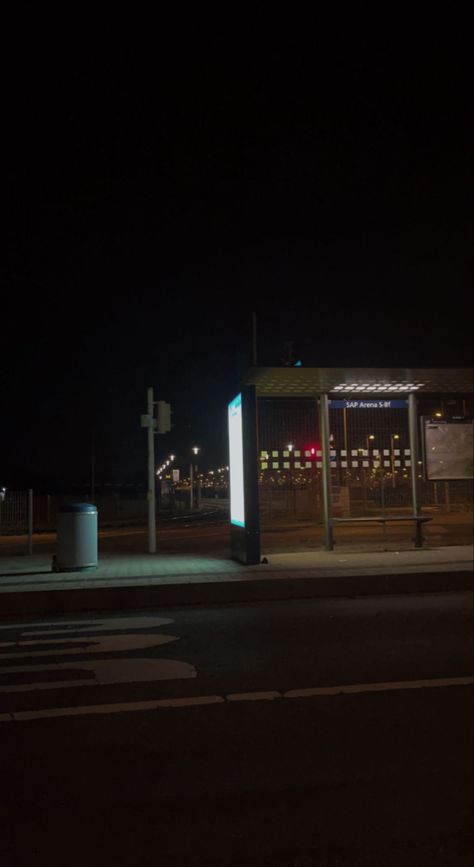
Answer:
[4,679,97,693]
[283,676,474,698]
[1,675,471,721]
[0,632,178,660]
[153,696,225,709]
[12,696,225,720]
[226,691,281,702]
[0,658,197,692]
[0,617,191,695]
[18,616,175,635]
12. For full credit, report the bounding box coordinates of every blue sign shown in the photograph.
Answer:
[330,399,408,409]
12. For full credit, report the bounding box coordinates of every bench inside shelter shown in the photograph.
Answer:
[331,515,432,548]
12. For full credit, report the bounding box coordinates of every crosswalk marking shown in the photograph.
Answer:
[19,615,174,635]
[0,616,195,698]
[0,632,178,659]
[0,657,196,693]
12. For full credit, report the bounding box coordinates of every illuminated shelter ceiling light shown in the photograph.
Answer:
[336,383,423,392]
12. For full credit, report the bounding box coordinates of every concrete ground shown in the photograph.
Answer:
[0,522,472,619]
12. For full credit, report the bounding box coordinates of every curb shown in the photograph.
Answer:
[0,569,472,620]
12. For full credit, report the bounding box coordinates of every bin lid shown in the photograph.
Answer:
[60,502,97,514]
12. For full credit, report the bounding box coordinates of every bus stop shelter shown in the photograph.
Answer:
[228,367,473,564]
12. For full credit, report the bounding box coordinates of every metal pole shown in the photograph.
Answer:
[189,462,194,510]
[91,429,95,504]
[196,466,201,509]
[28,489,33,555]
[319,394,334,551]
[252,312,258,365]
[390,435,395,489]
[147,387,156,553]
[408,393,422,546]
[341,408,348,485]
[445,481,451,513]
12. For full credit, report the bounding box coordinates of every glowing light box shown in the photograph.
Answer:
[228,393,245,527]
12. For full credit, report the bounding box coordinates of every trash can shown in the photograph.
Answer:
[55,502,98,572]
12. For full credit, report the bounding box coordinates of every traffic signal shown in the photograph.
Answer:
[281,341,302,366]
[156,400,172,433]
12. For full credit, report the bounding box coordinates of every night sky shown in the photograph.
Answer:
[2,10,472,491]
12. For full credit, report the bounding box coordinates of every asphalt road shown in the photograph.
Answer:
[0,592,472,866]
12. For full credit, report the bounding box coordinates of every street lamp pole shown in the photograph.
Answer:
[147,387,156,553]
[390,433,400,489]
[319,394,334,551]
[287,444,295,512]
[90,429,95,505]
[190,447,200,509]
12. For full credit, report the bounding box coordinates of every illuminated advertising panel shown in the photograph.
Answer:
[424,421,473,480]
[228,393,245,527]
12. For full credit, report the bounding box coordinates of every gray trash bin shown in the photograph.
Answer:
[55,502,98,572]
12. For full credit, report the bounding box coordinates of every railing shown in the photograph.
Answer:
[0,490,28,532]
[0,489,33,553]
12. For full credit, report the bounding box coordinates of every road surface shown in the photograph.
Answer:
[0,592,472,865]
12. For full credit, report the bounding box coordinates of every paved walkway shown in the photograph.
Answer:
[0,545,472,591]
[0,545,472,620]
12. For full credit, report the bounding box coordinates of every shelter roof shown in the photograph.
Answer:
[243,367,473,397]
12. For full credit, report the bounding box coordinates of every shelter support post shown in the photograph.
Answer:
[319,393,334,551]
[408,393,422,547]
[28,489,33,555]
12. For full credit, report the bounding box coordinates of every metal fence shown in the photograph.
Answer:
[31,494,150,528]
[1,491,195,534]
[0,490,29,532]
[257,396,473,549]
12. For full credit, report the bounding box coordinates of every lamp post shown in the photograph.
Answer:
[190,447,200,509]
[287,444,295,512]
[390,434,400,489]
[364,433,378,508]
[147,387,156,553]
[168,455,176,512]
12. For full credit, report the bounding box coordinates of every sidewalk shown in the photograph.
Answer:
[0,545,472,620]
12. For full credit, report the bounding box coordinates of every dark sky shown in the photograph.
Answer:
[1,9,472,490]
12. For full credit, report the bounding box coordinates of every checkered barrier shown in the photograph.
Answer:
[259,448,412,474]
